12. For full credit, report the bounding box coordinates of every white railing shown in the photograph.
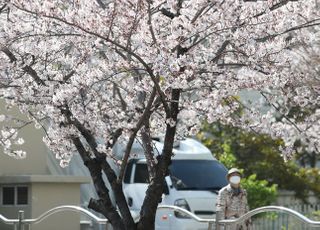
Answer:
[0,205,320,230]
[0,206,108,230]
[217,206,320,229]
[159,205,320,229]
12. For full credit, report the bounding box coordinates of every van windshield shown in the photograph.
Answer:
[169,160,228,191]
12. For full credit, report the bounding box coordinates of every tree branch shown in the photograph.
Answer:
[253,0,298,18]
[147,0,157,45]
[141,120,156,179]
[0,47,17,62]
[22,65,46,85]
[95,0,106,9]
[211,40,230,63]
[63,70,75,82]
[138,88,180,229]
[160,8,175,19]
[256,19,320,43]
[118,86,157,181]
[12,3,171,115]
[113,83,127,111]
[1,46,46,85]
[191,2,216,24]
[0,3,7,15]
[259,91,303,133]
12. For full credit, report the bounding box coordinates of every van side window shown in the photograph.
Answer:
[134,164,149,183]
[124,160,134,183]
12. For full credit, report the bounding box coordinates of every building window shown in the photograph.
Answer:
[17,187,28,205]
[2,187,15,205]
[1,186,28,206]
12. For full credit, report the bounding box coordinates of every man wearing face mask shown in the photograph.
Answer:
[216,168,252,230]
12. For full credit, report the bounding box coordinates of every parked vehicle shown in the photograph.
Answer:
[113,137,228,230]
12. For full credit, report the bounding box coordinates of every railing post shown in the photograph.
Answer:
[18,210,24,230]
[215,218,222,230]
[215,220,219,230]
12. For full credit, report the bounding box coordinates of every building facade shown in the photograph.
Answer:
[0,100,90,230]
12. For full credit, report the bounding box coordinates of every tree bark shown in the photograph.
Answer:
[71,137,125,229]
[141,121,156,179]
[137,88,180,230]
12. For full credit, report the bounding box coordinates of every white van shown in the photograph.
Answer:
[115,138,228,230]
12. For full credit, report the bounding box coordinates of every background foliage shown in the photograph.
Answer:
[199,122,320,206]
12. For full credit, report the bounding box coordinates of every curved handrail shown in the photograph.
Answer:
[0,205,319,228]
[158,205,320,228]
[218,206,320,228]
[23,205,108,225]
[0,214,17,225]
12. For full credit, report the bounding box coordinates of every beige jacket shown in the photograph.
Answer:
[216,184,251,230]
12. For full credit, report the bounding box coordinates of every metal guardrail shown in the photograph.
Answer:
[0,205,319,230]
[24,205,108,225]
[159,205,320,229]
[0,205,108,230]
[218,206,320,229]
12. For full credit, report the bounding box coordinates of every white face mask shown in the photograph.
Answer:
[229,175,241,184]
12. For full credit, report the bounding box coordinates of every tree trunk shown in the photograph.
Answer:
[137,89,180,230]
[71,137,125,229]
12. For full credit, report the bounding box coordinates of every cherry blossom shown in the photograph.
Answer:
[0,0,319,229]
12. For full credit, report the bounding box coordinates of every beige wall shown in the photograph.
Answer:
[31,182,82,230]
[0,100,49,175]
[0,180,86,230]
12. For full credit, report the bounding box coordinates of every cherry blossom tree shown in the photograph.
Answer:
[278,32,320,156]
[0,0,319,229]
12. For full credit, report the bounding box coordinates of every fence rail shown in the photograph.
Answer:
[0,205,320,230]
[0,206,109,230]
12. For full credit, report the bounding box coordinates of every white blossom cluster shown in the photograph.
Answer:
[0,0,319,165]
[0,116,26,159]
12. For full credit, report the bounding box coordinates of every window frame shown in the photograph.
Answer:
[16,186,28,205]
[1,186,15,206]
[1,185,29,206]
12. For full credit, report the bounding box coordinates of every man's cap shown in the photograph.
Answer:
[227,168,242,177]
